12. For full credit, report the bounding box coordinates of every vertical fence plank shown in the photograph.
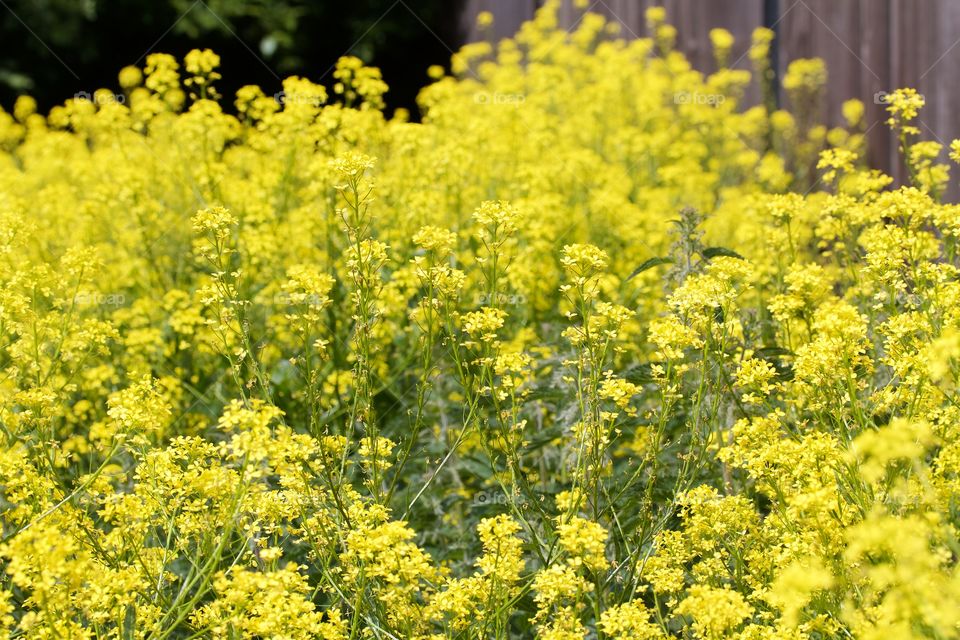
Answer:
[599,0,647,38]
[461,0,538,43]
[888,0,960,192]
[934,0,960,181]
[890,0,922,182]
[858,0,892,172]
[778,0,871,157]
[663,0,763,73]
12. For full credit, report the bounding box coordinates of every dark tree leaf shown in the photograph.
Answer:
[623,363,655,385]
[754,346,794,358]
[701,246,744,260]
[627,257,673,280]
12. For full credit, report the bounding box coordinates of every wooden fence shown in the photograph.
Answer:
[459,0,960,187]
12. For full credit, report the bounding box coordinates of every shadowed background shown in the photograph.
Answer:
[0,0,464,116]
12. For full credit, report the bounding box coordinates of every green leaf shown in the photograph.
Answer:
[623,363,655,385]
[701,246,744,260]
[754,346,794,358]
[627,256,673,280]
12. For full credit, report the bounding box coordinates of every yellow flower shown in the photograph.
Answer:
[734,357,779,404]
[842,98,864,126]
[13,95,36,122]
[106,375,173,438]
[473,200,521,235]
[193,565,336,639]
[461,306,507,341]
[561,243,608,279]
[532,563,592,606]
[768,558,833,627]
[2,2,959,637]
[598,374,640,415]
[358,436,396,470]
[676,585,753,639]
[476,514,525,581]
[413,225,457,255]
[851,418,934,485]
[118,65,143,89]
[648,315,702,361]
[191,205,237,236]
[749,27,774,66]
[885,87,925,126]
[600,599,664,639]
[331,151,376,180]
[184,48,221,77]
[557,516,608,571]
[782,58,827,94]
[709,28,734,66]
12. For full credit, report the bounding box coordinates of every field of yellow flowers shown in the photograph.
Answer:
[1,2,959,638]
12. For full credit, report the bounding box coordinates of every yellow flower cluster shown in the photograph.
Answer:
[0,1,958,638]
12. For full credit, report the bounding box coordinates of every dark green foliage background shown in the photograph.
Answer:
[0,0,463,115]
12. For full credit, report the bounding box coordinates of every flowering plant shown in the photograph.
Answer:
[0,2,957,638]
